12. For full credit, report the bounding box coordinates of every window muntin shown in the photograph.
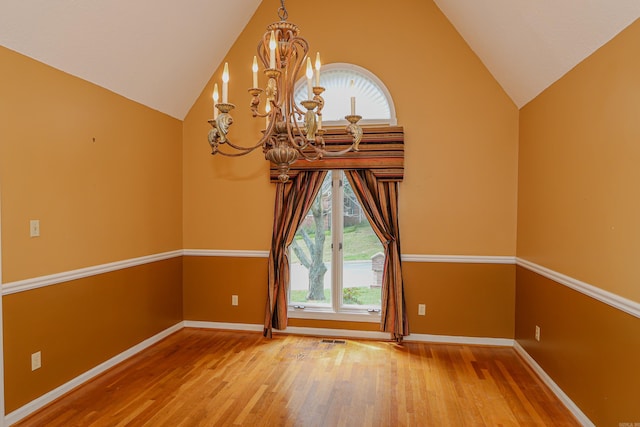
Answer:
[294,63,397,126]
[288,171,383,321]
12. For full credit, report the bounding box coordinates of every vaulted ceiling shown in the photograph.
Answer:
[1,1,638,119]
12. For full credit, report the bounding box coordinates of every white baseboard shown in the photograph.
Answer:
[184,320,264,332]
[186,321,391,339]
[406,333,514,346]
[184,320,513,346]
[4,322,184,426]
[279,326,390,340]
[513,341,594,427]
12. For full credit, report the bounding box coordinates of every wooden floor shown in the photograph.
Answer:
[16,328,580,427]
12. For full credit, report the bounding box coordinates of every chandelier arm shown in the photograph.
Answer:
[291,134,309,149]
[255,112,278,148]
[289,36,308,103]
[282,36,310,144]
[286,116,307,147]
[297,144,325,161]
[290,37,308,66]
[284,37,307,101]
[212,146,264,157]
[267,133,279,148]
[286,106,301,133]
[257,40,269,70]
[318,144,357,157]
[223,139,265,152]
[293,136,327,162]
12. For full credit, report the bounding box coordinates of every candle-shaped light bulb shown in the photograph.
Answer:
[222,62,229,103]
[306,57,313,99]
[212,83,219,119]
[314,52,321,87]
[252,56,258,88]
[269,30,276,68]
[349,79,356,115]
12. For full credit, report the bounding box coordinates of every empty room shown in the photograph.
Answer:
[0,1,639,426]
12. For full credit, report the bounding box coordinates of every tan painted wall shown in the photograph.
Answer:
[518,20,640,302]
[0,46,183,282]
[182,0,519,255]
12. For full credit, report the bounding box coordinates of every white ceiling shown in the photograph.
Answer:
[433,0,640,108]
[1,1,639,119]
[0,0,262,119]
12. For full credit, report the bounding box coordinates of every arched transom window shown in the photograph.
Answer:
[294,63,397,126]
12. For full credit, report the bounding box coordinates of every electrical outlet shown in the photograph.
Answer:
[535,325,541,342]
[30,219,40,237]
[418,304,426,316]
[232,295,238,306]
[31,351,42,371]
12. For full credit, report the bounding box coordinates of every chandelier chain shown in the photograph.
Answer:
[278,0,288,21]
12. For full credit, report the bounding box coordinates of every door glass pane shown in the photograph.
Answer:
[341,172,383,308]
[289,172,332,307]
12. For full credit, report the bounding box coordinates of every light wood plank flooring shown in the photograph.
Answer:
[15,328,580,426]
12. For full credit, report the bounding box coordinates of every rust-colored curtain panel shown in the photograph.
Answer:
[264,170,328,338]
[345,170,409,340]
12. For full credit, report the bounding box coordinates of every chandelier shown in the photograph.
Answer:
[207,0,363,182]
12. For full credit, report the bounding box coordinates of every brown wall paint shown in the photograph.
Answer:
[404,262,515,338]
[182,257,515,339]
[515,267,640,425]
[182,256,382,333]
[183,256,268,324]
[3,258,183,413]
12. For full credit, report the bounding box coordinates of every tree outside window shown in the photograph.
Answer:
[289,171,383,313]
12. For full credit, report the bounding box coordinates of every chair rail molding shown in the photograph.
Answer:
[2,250,183,296]
[516,257,640,319]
